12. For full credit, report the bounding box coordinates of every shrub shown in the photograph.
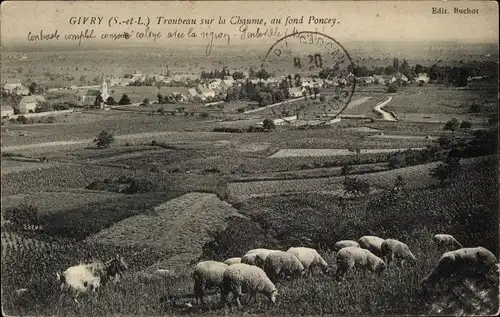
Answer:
[263,118,276,130]
[123,178,158,194]
[387,83,398,93]
[200,112,209,118]
[157,107,165,115]
[46,116,56,123]
[237,107,245,113]
[460,121,472,130]
[469,104,481,113]
[444,118,460,132]
[118,94,131,105]
[53,104,69,111]
[341,164,352,176]
[17,116,28,124]
[343,176,370,197]
[388,154,406,169]
[430,156,462,186]
[319,95,326,102]
[93,130,115,148]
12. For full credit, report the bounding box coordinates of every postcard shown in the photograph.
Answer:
[1,1,498,316]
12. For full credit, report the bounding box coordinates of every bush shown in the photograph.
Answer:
[460,121,472,130]
[319,95,326,102]
[430,156,462,186]
[469,104,481,113]
[200,112,209,118]
[341,164,352,176]
[53,104,69,111]
[17,116,28,124]
[444,118,460,132]
[263,118,276,130]
[93,130,115,148]
[45,116,56,123]
[343,176,370,197]
[118,94,131,105]
[388,154,406,169]
[237,107,245,113]
[387,83,398,93]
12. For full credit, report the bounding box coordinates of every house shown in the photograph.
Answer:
[288,87,304,98]
[12,85,30,96]
[3,79,23,94]
[15,95,45,113]
[416,73,430,83]
[1,105,14,118]
[357,76,375,84]
[208,79,223,90]
[373,75,396,85]
[197,85,216,100]
[188,88,199,99]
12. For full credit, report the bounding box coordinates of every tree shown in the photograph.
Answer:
[142,98,150,106]
[106,96,116,105]
[232,71,245,80]
[430,156,461,186]
[341,164,352,176]
[35,101,52,113]
[157,93,163,104]
[94,93,103,108]
[387,83,398,93]
[443,118,460,132]
[262,118,276,130]
[460,121,472,130]
[28,82,37,95]
[93,130,115,148]
[118,93,131,105]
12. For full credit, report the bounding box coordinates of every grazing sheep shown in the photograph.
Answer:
[254,250,281,268]
[286,247,330,277]
[263,251,306,283]
[192,260,228,305]
[224,257,242,266]
[241,252,259,266]
[336,247,386,281]
[56,254,128,305]
[380,239,417,267]
[245,248,270,255]
[333,240,360,252]
[221,263,277,307]
[433,234,463,251]
[420,247,498,293]
[358,236,385,257]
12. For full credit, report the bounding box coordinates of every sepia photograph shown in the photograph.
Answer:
[0,0,498,316]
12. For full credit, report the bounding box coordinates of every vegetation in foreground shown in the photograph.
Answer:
[2,154,497,316]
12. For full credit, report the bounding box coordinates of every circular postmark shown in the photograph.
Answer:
[260,31,356,121]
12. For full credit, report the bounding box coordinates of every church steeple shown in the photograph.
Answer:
[100,73,109,102]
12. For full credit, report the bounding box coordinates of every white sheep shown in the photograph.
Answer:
[263,250,306,283]
[420,247,498,293]
[192,260,228,305]
[221,263,277,307]
[433,234,463,251]
[245,248,270,255]
[241,252,259,266]
[333,240,360,252]
[335,246,387,281]
[254,250,281,268]
[380,239,417,267]
[224,257,242,266]
[286,247,330,277]
[56,255,128,305]
[358,235,385,257]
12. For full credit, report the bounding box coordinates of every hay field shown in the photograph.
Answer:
[86,193,242,267]
[269,148,426,158]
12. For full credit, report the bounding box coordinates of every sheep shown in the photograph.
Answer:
[224,257,242,266]
[286,247,330,277]
[221,263,277,307]
[245,248,270,255]
[420,247,498,293]
[335,247,386,281]
[241,252,259,266]
[192,260,228,305]
[433,234,463,251]
[358,235,385,257]
[380,239,417,268]
[333,240,360,252]
[262,250,306,283]
[254,250,281,268]
[56,254,128,305]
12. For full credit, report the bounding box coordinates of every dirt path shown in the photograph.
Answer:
[373,96,397,121]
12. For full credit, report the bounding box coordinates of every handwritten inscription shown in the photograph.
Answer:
[26,14,340,55]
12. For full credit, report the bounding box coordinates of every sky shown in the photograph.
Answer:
[1,0,498,49]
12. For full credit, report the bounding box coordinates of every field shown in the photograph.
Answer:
[1,46,499,317]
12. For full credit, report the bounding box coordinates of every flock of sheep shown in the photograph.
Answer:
[52,233,498,310]
[191,234,498,308]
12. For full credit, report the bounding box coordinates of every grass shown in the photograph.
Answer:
[86,193,241,267]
